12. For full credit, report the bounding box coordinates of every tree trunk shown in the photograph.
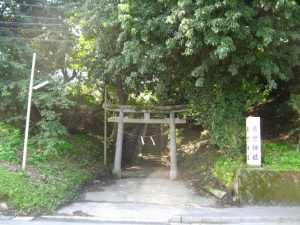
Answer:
[110,76,128,141]
[116,76,128,105]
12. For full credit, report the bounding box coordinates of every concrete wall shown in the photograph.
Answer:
[234,168,300,205]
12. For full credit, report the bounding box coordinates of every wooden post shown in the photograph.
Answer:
[169,112,177,180]
[160,124,164,158]
[112,111,124,178]
[144,112,150,123]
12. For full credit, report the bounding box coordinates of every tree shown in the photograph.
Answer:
[78,0,128,104]
[81,0,300,152]
[0,0,79,152]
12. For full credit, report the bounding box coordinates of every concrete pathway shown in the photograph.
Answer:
[49,164,300,224]
[1,161,300,224]
[55,164,216,222]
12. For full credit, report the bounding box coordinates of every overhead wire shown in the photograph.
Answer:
[0,2,80,44]
[3,2,102,10]
[5,14,63,21]
[0,27,66,32]
[0,4,74,44]
[0,36,74,43]
[4,2,79,9]
[0,21,67,26]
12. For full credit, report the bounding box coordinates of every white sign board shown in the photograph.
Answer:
[246,117,261,166]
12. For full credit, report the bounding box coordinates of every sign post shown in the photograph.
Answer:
[246,117,261,166]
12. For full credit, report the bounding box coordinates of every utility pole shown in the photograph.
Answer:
[104,85,107,166]
[22,53,49,170]
[22,53,36,170]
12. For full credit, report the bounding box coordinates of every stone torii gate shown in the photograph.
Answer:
[103,103,188,180]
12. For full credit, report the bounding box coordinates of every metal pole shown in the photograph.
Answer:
[22,53,36,170]
[104,86,107,166]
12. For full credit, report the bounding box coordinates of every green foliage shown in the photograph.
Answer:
[213,156,245,189]
[290,94,300,114]
[175,128,184,146]
[32,119,68,155]
[213,141,300,189]
[263,141,300,170]
[0,165,90,215]
[0,0,81,156]
[0,122,109,214]
[289,94,300,146]
[60,134,103,166]
[80,0,300,152]
[190,79,260,152]
[0,123,22,163]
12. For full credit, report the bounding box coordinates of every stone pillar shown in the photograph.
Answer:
[112,111,124,179]
[169,112,177,180]
[160,124,164,157]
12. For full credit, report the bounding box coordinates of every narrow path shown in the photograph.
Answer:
[54,160,217,222]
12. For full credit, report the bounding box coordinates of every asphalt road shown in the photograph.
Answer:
[0,219,300,225]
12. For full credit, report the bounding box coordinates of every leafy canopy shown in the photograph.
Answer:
[80,0,300,151]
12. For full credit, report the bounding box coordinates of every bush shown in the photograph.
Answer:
[0,123,22,163]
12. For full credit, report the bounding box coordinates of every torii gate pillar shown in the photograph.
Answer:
[112,111,124,178]
[169,112,177,180]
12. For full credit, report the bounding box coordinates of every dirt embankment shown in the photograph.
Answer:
[176,126,237,207]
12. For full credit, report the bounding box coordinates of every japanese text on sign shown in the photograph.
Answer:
[246,117,261,166]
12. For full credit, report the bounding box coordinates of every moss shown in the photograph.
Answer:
[236,168,300,205]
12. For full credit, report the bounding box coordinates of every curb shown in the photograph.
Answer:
[0,216,35,221]
[0,216,13,220]
[36,215,169,224]
[170,215,300,224]
[2,215,300,224]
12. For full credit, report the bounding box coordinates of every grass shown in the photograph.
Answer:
[0,123,111,215]
[262,141,300,171]
[212,141,300,189]
[0,165,90,215]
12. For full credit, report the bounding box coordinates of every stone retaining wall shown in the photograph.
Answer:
[234,168,300,205]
